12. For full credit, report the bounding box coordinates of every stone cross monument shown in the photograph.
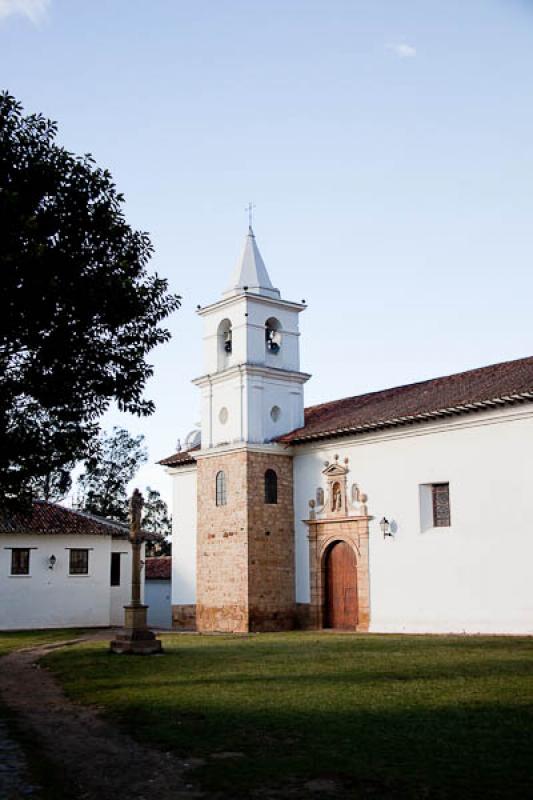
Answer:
[110,489,162,654]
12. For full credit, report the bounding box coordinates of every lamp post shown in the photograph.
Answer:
[110,489,162,654]
[380,517,392,539]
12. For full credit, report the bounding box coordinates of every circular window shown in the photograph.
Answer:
[270,405,281,422]
[219,407,229,424]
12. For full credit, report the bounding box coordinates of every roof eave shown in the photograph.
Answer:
[279,391,533,445]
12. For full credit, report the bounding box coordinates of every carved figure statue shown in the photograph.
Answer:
[128,488,144,608]
[351,483,360,503]
[332,483,339,511]
[316,487,324,507]
[332,482,342,512]
[129,488,144,543]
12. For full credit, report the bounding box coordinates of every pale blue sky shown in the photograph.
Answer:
[2,0,533,503]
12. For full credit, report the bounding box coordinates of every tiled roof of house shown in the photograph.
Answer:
[158,444,200,468]
[145,556,171,580]
[0,500,162,541]
[278,355,533,445]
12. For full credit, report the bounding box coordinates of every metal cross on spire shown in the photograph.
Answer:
[245,201,256,230]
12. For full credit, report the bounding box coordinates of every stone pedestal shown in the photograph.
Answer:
[110,605,163,655]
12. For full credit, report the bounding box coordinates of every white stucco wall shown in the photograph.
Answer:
[293,406,533,634]
[109,540,136,626]
[169,465,197,605]
[0,534,134,630]
[195,290,308,449]
[199,294,303,376]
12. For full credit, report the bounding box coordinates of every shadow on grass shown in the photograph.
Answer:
[44,634,533,799]
[114,701,533,799]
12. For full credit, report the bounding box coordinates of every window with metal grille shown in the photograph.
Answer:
[110,552,121,586]
[11,548,30,575]
[216,471,227,506]
[264,469,278,504]
[69,548,89,575]
[432,483,451,527]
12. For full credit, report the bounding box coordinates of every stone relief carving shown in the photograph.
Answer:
[332,482,342,512]
[308,456,370,519]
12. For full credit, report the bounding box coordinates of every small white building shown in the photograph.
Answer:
[161,227,533,635]
[0,501,148,631]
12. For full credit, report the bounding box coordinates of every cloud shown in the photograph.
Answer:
[0,0,50,24]
[386,42,416,59]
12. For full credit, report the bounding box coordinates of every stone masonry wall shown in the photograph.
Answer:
[171,604,197,631]
[196,448,296,633]
[196,450,249,632]
[247,452,295,631]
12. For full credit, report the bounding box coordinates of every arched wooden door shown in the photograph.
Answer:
[325,541,358,629]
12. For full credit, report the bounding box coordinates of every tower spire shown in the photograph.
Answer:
[224,221,280,299]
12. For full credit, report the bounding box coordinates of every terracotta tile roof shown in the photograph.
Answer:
[0,500,162,541]
[278,355,533,445]
[145,556,171,580]
[158,444,200,468]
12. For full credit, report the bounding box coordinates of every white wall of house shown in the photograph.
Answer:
[146,579,172,628]
[0,534,135,630]
[169,465,197,606]
[293,405,533,634]
[109,540,136,626]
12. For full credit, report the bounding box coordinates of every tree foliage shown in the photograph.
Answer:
[76,427,147,522]
[143,486,172,555]
[29,466,73,503]
[0,92,180,508]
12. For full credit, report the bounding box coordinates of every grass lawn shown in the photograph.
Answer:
[0,628,87,657]
[44,632,533,799]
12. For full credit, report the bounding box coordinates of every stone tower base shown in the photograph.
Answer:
[195,447,296,634]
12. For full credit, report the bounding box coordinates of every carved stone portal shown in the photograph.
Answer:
[305,457,372,632]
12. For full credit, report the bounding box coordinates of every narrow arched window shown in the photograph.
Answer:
[265,317,282,355]
[217,318,232,370]
[264,469,278,504]
[216,471,227,506]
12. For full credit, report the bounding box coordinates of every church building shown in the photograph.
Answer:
[160,228,533,634]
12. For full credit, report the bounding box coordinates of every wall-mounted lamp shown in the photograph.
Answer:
[380,517,393,539]
[48,554,57,570]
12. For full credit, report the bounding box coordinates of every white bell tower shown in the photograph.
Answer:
[194,227,310,448]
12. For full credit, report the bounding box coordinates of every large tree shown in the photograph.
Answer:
[77,427,147,522]
[0,92,180,508]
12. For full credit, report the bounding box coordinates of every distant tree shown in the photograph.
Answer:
[0,92,180,509]
[77,427,147,521]
[143,487,172,555]
[30,468,73,503]
[26,428,74,502]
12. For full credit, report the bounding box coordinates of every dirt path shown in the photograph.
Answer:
[0,635,209,800]
[0,717,42,799]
